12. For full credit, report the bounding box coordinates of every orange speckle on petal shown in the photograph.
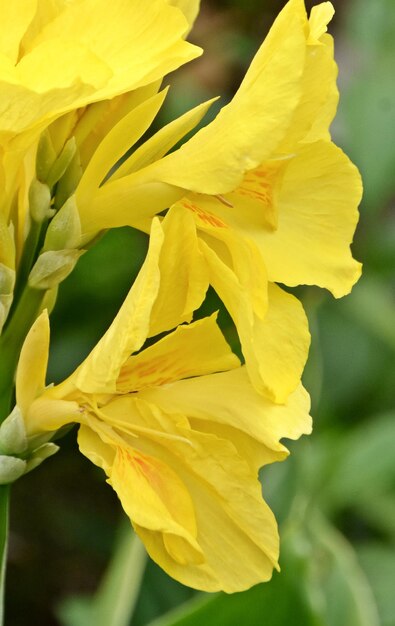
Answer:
[182,200,227,229]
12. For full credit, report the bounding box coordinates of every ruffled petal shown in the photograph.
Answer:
[70,219,164,394]
[254,141,363,296]
[100,397,281,592]
[138,0,307,194]
[147,207,210,337]
[137,367,312,455]
[16,310,50,416]
[118,314,239,392]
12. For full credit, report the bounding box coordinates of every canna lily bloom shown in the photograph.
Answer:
[0,0,200,144]
[0,0,201,221]
[70,0,361,288]
[15,216,312,592]
[62,0,361,402]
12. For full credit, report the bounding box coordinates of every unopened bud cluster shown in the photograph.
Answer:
[26,130,85,294]
[0,407,58,485]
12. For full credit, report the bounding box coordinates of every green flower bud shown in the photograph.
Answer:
[29,179,52,223]
[0,302,6,334]
[41,285,59,316]
[0,263,15,296]
[25,443,59,474]
[0,263,15,331]
[0,456,26,485]
[44,196,81,251]
[28,249,84,290]
[0,215,15,268]
[46,137,77,188]
[36,130,57,183]
[54,151,83,211]
[0,407,27,455]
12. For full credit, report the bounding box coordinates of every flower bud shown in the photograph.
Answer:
[0,263,15,331]
[0,263,15,296]
[36,130,57,183]
[0,406,27,455]
[0,456,26,485]
[29,179,52,223]
[46,137,77,188]
[28,249,84,290]
[25,443,59,474]
[0,214,15,268]
[41,286,59,316]
[44,196,81,251]
[54,151,83,211]
[0,302,6,334]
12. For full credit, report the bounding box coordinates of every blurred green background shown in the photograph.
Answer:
[8,0,395,624]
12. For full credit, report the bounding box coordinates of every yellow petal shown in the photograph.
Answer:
[197,238,309,401]
[16,310,50,417]
[76,82,162,167]
[112,98,217,180]
[148,207,209,336]
[0,0,36,63]
[1,0,201,139]
[138,367,312,455]
[16,39,111,93]
[254,141,363,297]
[309,2,335,43]
[30,0,202,101]
[247,284,310,402]
[166,0,201,32]
[78,423,115,474]
[110,446,200,547]
[79,177,184,237]
[72,219,164,394]
[118,314,239,392]
[25,396,81,436]
[125,406,280,592]
[138,0,307,194]
[278,30,338,148]
[81,411,203,564]
[187,206,268,320]
[77,89,168,203]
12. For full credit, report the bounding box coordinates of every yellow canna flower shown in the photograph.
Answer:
[72,0,360,291]
[0,0,200,144]
[61,0,360,402]
[0,0,201,224]
[15,215,312,592]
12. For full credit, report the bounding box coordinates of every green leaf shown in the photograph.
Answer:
[338,0,395,214]
[342,277,395,352]
[145,574,320,626]
[57,525,146,626]
[145,525,324,626]
[324,411,395,509]
[308,515,380,626]
[0,486,9,626]
[357,544,395,626]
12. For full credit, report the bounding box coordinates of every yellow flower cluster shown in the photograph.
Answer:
[0,0,361,592]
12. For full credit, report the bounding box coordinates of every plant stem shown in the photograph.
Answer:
[0,286,44,422]
[0,486,9,626]
[94,527,147,626]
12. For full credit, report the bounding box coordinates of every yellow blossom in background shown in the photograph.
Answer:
[15,215,312,592]
[0,0,201,228]
[0,0,199,142]
[0,0,203,335]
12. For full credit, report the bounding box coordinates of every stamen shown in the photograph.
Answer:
[215,194,234,208]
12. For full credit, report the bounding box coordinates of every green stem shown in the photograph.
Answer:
[0,487,9,626]
[11,219,44,310]
[94,527,147,626]
[0,286,44,422]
